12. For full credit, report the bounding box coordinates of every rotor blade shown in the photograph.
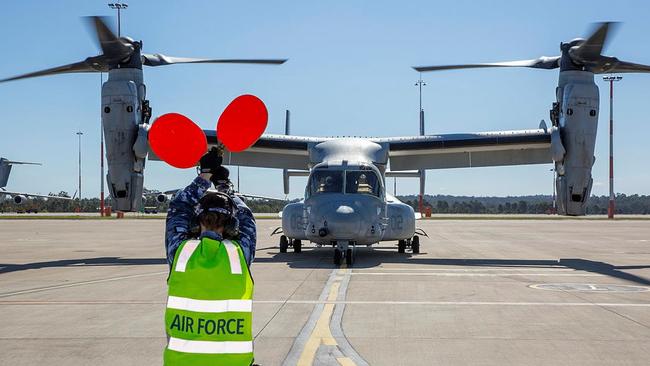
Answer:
[602,59,650,74]
[84,16,133,59]
[413,56,560,72]
[4,161,41,165]
[0,58,103,83]
[142,53,288,67]
[571,22,619,61]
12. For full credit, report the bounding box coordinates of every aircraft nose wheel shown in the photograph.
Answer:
[345,248,355,266]
[333,241,355,266]
[334,248,342,266]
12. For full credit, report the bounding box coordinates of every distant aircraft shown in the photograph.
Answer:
[0,158,72,208]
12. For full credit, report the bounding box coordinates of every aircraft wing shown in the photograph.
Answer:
[211,132,327,170]
[236,192,286,202]
[149,188,285,202]
[149,132,328,170]
[376,129,552,170]
[0,190,72,200]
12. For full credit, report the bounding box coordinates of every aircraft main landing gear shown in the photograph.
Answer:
[279,235,289,253]
[397,235,420,254]
[398,239,406,253]
[293,239,302,253]
[280,236,303,253]
[411,235,420,254]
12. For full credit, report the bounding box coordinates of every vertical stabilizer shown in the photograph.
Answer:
[0,158,42,188]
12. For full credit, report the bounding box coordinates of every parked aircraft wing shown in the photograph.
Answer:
[378,129,551,170]
[148,188,284,203]
[236,192,286,202]
[0,190,72,200]
[148,132,328,170]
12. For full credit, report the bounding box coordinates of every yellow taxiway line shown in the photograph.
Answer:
[296,269,356,366]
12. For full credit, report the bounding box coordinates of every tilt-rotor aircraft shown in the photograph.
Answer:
[0,158,71,208]
[0,16,287,213]
[4,22,650,265]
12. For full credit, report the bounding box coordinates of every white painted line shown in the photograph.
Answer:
[3,299,650,308]
[351,272,601,277]
[353,267,572,272]
[256,300,650,307]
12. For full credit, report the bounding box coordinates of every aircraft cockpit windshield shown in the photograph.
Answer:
[345,170,380,196]
[307,168,381,198]
[309,170,344,196]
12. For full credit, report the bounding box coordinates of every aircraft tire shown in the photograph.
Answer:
[280,235,289,253]
[334,248,342,266]
[398,240,406,253]
[412,236,420,254]
[293,239,302,253]
[346,248,354,266]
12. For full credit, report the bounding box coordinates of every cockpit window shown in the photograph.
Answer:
[346,171,380,196]
[309,170,343,196]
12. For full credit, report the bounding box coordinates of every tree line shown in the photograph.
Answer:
[398,194,650,215]
[2,191,649,215]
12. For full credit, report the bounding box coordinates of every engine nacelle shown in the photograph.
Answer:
[102,67,148,212]
[156,194,168,203]
[383,201,416,241]
[13,195,27,205]
[281,202,307,240]
[554,71,599,216]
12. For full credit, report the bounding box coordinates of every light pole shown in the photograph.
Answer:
[108,3,128,37]
[415,74,426,213]
[99,73,105,216]
[76,131,83,212]
[415,73,426,135]
[550,168,556,214]
[603,75,622,219]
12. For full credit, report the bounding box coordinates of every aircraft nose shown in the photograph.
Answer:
[318,204,360,238]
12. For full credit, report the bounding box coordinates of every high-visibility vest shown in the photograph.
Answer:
[164,237,254,366]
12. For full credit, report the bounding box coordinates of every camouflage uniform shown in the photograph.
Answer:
[165,176,257,268]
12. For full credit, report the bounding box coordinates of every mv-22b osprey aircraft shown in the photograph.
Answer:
[3,21,650,265]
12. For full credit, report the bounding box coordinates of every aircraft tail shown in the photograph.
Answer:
[0,158,42,188]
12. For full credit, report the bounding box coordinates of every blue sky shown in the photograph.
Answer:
[1,0,649,199]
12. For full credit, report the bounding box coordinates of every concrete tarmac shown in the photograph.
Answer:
[0,219,649,365]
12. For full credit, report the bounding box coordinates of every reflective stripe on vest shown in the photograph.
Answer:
[168,338,253,354]
[223,239,242,274]
[167,296,252,313]
[174,239,200,272]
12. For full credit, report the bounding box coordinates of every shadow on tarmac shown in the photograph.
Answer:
[255,246,650,286]
[2,246,649,286]
[0,257,166,274]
